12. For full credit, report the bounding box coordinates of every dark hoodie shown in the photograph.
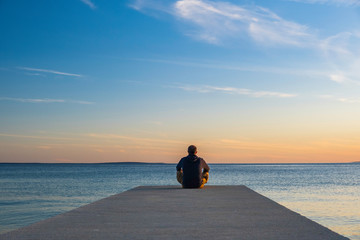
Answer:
[176,155,210,188]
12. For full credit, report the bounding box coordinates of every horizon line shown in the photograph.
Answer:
[0,161,358,164]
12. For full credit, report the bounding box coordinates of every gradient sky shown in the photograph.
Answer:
[1,0,360,163]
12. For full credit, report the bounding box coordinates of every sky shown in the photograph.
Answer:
[1,0,360,163]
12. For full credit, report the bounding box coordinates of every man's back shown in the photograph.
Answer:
[177,154,210,188]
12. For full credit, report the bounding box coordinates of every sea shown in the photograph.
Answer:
[0,163,359,239]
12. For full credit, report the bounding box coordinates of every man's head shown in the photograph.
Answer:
[187,145,197,155]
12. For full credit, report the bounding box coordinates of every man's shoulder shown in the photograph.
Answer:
[180,155,205,162]
[199,157,209,165]
[196,156,208,165]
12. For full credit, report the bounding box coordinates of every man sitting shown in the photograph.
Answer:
[176,145,210,188]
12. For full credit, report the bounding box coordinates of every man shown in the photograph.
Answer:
[176,145,210,188]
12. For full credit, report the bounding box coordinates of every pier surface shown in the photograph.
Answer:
[1,185,348,240]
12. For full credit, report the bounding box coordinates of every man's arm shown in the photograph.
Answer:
[202,159,210,172]
[176,159,183,171]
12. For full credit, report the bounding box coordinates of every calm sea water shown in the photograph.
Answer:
[0,163,359,239]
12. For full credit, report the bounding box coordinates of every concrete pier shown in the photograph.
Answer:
[0,185,349,240]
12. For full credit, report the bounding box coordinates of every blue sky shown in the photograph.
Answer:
[1,0,360,163]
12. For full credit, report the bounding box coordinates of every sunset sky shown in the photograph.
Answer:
[1,0,360,163]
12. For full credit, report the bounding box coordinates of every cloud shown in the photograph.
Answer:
[25,72,46,77]
[0,97,65,103]
[36,145,53,150]
[288,0,360,6]
[18,67,83,77]
[134,54,360,86]
[130,0,172,14]
[329,73,347,83]
[94,148,104,153]
[73,100,94,104]
[132,0,314,46]
[219,138,312,152]
[147,121,164,126]
[0,133,75,141]
[0,97,94,104]
[318,95,360,103]
[320,32,354,57]
[177,0,313,46]
[87,133,184,145]
[131,0,360,85]
[176,85,297,98]
[133,57,326,77]
[80,0,96,9]
[320,32,360,84]
[337,98,360,104]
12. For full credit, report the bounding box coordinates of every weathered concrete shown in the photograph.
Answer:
[0,185,349,240]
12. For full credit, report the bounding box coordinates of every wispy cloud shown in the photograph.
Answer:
[176,85,297,98]
[147,121,164,126]
[134,54,360,86]
[87,133,184,145]
[80,0,96,9]
[132,57,327,77]
[73,100,94,104]
[131,0,314,46]
[318,31,360,85]
[136,57,360,86]
[18,67,83,77]
[130,0,172,14]
[318,94,360,104]
[36,145,53,150]
[0,132,180,145]
[337,98,360,103]
[0,133,76,141]
[288,0,360,6]
[0,97,94,104]
[25,72,46,77]
[0,97,65,103]
[329,73,347,83]
[130,0,360,85]
[218,138,314,152]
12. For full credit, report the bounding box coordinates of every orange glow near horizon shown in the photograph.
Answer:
[1,132,359,163]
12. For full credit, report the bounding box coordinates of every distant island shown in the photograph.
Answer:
[0,162,169,164]
[1,161,359,164]
[101,162,168,165]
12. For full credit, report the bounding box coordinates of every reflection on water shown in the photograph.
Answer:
[0,163,359,239]
[208,163,360,239]
[279,191,359,239]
